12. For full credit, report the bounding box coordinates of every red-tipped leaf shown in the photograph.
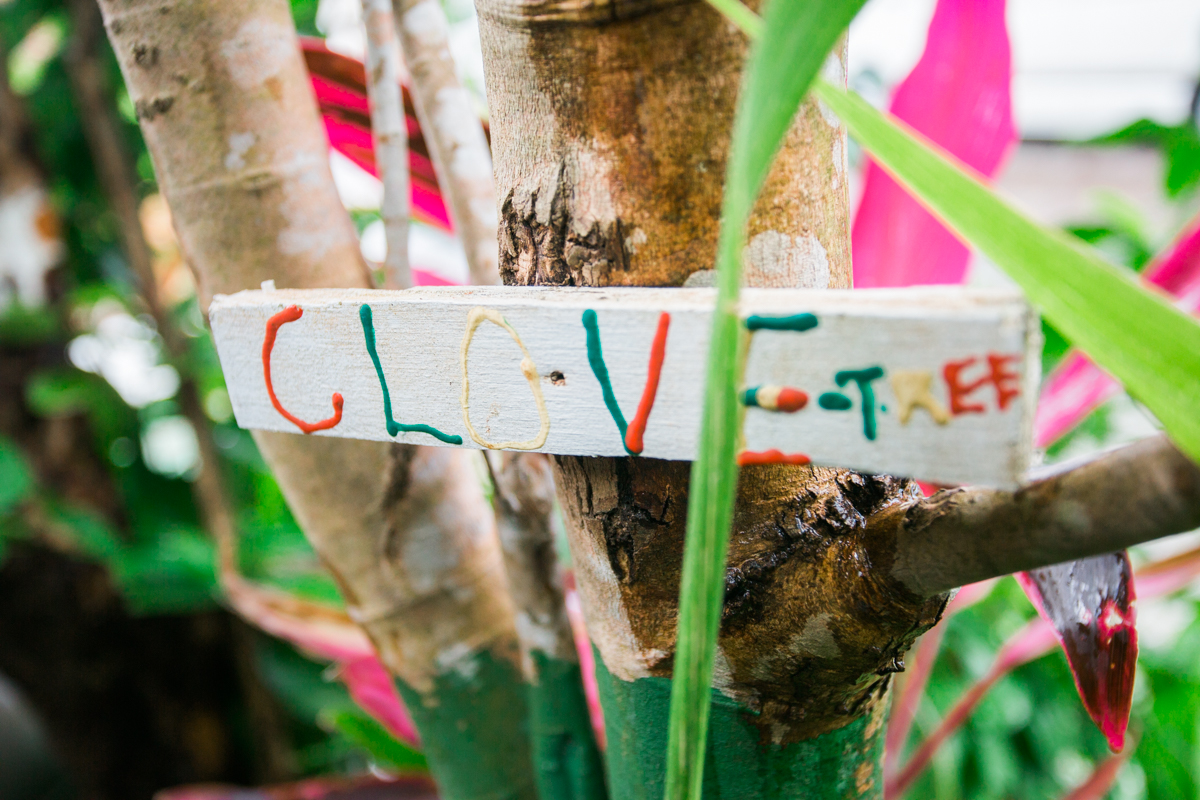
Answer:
[1016,553,1138,752]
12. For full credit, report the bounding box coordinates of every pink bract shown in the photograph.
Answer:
[851,0,1016,288]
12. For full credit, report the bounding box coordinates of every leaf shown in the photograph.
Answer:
[154,775,438,800]
[299,37,456,237]
[814,80,1200,464]
[890,543,1198,794]
[1016,554,1138,752]
[42,499,123,561]
[112,528,219,614]
[852,0,1016,288]
[664,1,867,799]
[1094,117,1200,199]
[222,567,420,745]
[1037,211,1200,447]
[320,707,429,773]
[0,435,34,516]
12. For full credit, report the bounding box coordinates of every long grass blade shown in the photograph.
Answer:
[662,2,865,799]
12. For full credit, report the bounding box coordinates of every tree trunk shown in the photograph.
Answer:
[97,2,536,797]
[476,2,945,796]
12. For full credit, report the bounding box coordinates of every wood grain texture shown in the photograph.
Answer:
[210,285,1039,487]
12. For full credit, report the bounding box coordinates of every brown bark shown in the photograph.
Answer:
[479,0,849,291]
[477,0,940,743]
[876,435,1200,598]
[97,0,519,695]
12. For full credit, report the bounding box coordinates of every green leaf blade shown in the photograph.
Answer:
[664,3,866,800]
[814,80,1200,463]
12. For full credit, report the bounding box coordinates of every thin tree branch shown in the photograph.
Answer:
[65,2,296,777]
[64,0,240,565]
[875,435,1200,599]
[391,0,499,286]
[360,0,411,289]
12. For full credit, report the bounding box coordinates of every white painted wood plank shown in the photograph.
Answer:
[209,285,1040,487]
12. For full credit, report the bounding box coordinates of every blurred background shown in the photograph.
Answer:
[1,0,1198,798]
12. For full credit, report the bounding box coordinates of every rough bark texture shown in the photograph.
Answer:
[479,0,850,291]
[879,435,1200,598]
[475,0,942,780]
[98,2,535,796]
[555,458,945,741]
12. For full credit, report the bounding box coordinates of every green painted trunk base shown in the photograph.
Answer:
[395,650,538,800]
[594,654,884,800]
[527,652,609,800]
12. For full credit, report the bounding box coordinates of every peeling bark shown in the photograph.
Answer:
[99,0,370,307]
[479,0,850,290]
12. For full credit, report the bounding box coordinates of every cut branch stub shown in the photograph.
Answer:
[209,285,1039,488]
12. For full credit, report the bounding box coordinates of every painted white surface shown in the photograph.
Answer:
[210,286,1039,487]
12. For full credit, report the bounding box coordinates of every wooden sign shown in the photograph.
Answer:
[209,285,1040,487]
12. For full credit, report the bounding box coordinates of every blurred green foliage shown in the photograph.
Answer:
[0,0,404,781]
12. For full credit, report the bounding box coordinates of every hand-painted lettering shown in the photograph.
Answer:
[742,385,809,413]
[890,370,951,425]
[944,354,1022,415]
[262,305,343,434]
[835,366,886,441]
[737,449,812,466]
[359,304,463,444]
[744,313,819,332]
[460,307,551,451]
[582,309,670,456]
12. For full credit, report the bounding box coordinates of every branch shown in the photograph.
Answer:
[360,0,411,289]
[878,435,1200,599]
[392,0,499,286]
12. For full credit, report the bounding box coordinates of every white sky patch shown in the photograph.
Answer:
[410,221,470,284]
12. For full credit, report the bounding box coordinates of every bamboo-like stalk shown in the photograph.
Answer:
[360,0,411,289]
[390,0,499,285]
[96,2,536,797]
[393,7,609,789]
